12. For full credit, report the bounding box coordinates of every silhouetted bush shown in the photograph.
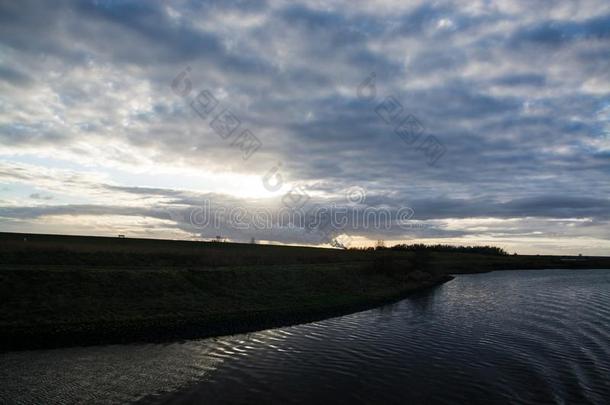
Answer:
[353,243,508,256]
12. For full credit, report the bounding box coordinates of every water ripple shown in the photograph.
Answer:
[1,269,610,404]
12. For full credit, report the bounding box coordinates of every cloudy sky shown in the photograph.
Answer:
[1,0,609,254]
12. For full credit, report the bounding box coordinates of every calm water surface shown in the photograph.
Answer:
[2,269,610,404]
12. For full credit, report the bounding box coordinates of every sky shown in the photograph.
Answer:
[1,0,609,255]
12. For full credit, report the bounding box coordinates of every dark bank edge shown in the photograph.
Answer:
[0,275,453,352]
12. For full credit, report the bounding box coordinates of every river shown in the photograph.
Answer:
[2,269,609,404]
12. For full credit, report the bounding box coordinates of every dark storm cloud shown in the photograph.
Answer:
[398,3,452,36]
[509,13,610,48]
[408,196,610,221]
[102,183,610,224]
[493,74,547,87]
[75,1,225,63]
[0,204,147,219]
[0,65,33,87]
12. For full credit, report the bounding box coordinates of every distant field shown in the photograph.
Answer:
[1,232,609,350]
[0,232,371,267]
[1,232,608,271]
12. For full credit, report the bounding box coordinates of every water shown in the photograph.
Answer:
[2,269,610,404]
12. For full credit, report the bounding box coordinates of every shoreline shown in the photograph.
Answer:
[4,232,610,353]
[0,275,453,352]
[448,267,610,276]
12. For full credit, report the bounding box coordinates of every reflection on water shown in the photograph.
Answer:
[2,269,610,404]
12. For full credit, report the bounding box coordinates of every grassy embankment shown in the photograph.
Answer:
[1,232,609,350]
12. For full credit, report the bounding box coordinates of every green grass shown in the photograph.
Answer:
[1,232,609,350]
[0,261,445,350]
[0,262,430,326]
